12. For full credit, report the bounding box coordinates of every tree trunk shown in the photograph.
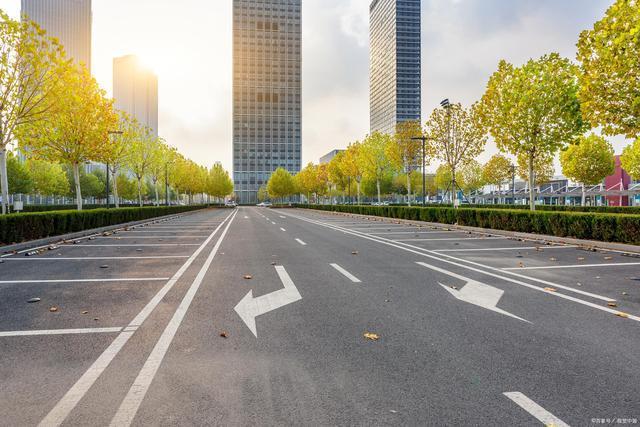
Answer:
[0,149,9,214]
[581,183,586,206]
[154,180,160,206]
[72,162,83,211]
[112,169,120,208]
[356,180,361,205]
[137,177,143,207]
[376,179,381,204]
[406,168,412,207]
[451,168,457,207]
[528,154,536,211]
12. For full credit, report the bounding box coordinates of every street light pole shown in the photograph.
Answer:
[411,136,429,207]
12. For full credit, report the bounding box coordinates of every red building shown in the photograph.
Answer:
[604,155,632,206]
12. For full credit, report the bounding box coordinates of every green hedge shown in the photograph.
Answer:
[298,204,640,245]
[0,206,206,245]
[386,203,640,215]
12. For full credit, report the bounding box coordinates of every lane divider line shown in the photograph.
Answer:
[330,263,362,283]
[503,392,570,427]
[108,210,238,427]
[0,327,123,337]
[295,238,307,246]
[38,210,235,427]
[504,262,640,271]
[0,278,169,284]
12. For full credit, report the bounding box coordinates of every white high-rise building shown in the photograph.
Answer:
[113,55,159,136]
[21,0,92,71]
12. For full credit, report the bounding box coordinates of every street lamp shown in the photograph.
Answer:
[411,135,431,207]
[106,130,123,208]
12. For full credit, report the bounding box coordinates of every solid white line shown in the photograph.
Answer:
[0,327,123,337]
[330,263,362,283]
[295,238,307,246]
[395,237,508,242]
[0,278,169,284]
[2,256,189,261]
[109,210,237,427]
[97,236,205,239]
[435,246,578,253]
[281,212,627,311]
[367,230,458,234]
[271,221,276,225]
[75,244,201,247]
[280,228,286,232]
[504,262,640,271]
[38,210,234,427]
[503,392,569,427]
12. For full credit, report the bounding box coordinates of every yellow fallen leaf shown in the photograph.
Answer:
[616,312,629,319]
[544,287,557,292]
[364,332,379,341]
[604,256,613,260]
[49,306,58,312]
[243,275,252,280]
[608,302,618,307]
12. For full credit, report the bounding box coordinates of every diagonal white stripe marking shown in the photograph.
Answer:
[504,392,570,427]
[38,210,234,427]
[330,263,362,283]
[295,238,307,246]
[109,211,237,427]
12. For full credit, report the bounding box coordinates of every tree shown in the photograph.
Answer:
[435,164,453,195]
[0,11,66,213]
[126,126,156,207]
[561,134,615,205]
[459,159,485,197]
[17,62,117,210]
[479,53,585,210]
[386,121,424,206]
[257,184,269,202]
[6,152,32,195]
[147,139,169,206]
[621,138,640,180]
[482,154,513,203]
[577,0,640,140]
[267,167,295,202]
[116,173,139,202]
[359,132,394,203]
[327,151,348,194]
[341,142,364,204]
[516,152,555,194]
[26,158,68,196]
[102,112,137,208]
[295,163,320,203]
[426,103,486,204]
[207,163,233,202]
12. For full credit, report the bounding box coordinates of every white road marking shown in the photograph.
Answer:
[330,263,362,283]
[280,212,630,317]
[503,392,570,427]
[108,211,237,427]
[2,256,189,261]
[97,236,205,239]
[75,244,201,247]
[0,327,123,337]
[367,230,458,234]
[417,262,528,322]
[280,228,286,232]
[0,278,169,284]
[234,265,302,337]
[435,246,578,252]
[295,238,307,246]
[395,237,508,241]
[39,210,235,427]
[244,216,249,219]
[503,262,640,270]
[271,221,277,225]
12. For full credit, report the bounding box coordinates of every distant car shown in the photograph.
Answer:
[257,201,272,207]
[225,201,237,208]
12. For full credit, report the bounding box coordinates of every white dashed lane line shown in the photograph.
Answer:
[280,228,286,232]
[295,238,307,246]
[330,263,362,283]
[0,278,170,284]
[503,392,570,427]
[0,328,124,337]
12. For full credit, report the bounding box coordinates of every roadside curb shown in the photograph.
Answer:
[303,208,640,255]
[0,208,210,256]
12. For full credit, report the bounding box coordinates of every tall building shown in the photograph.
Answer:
[319,149,344,165]
[233,0,302,204]
[369,0,421,135]
[21,0,92,71]
[113,55,159,136]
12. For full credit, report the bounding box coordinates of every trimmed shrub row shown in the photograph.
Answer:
[386,203,640,215]
[0,206,207,245]
[298,204,640,245]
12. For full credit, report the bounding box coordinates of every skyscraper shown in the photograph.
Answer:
[21,0,92,71]
[370,0,421,135]
[113,55,159,136]
[232,0,302,204]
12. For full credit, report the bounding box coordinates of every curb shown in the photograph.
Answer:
[0,208,209,256]
[303,208,640,255]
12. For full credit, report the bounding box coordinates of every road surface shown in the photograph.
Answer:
[1,207,639,426]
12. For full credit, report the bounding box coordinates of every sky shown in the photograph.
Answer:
[3,0,623,174]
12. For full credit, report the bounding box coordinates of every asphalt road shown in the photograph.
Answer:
[1,207,639,426]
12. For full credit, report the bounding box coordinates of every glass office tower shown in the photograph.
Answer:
[370,0,421,135]
[232,0,302,204]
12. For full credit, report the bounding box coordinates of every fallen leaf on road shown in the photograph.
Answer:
[244,275,253,280]
[81,311,89,315]
[352,251,359,255]
[549,257,558,262]
[608,302,618,307]
[93,317,100,321]
[100,265,109,269]
[450,286,458,290]
[622,292,629,296]
[270,262,276,265]
[616,312,629,319]
[577,257,585,261]
[604,256,613,260]
[364,332,379,341]
[220,331,228,338]
[49,306,58,312]
[544,287,557,292]
[27,298,41,303]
